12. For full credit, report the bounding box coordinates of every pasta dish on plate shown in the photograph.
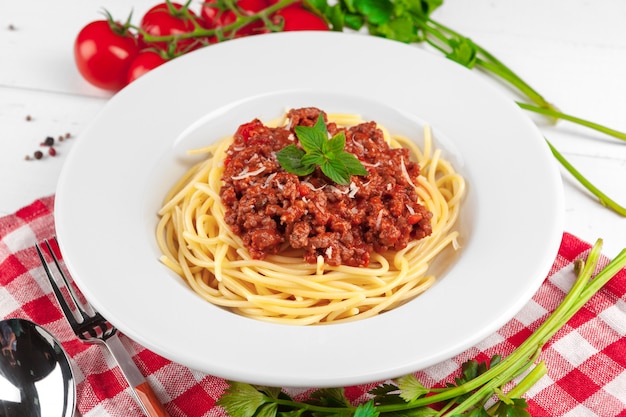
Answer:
[156,107,465,325]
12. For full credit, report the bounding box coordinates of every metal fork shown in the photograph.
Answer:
[36,238,170,417]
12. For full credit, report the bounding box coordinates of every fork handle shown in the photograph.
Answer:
[103,334,171,417]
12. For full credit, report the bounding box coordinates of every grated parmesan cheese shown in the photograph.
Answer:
[376,210,383,229]
[231,166,266,180]
[348,182,359,198]
[263,172,277,188]
[400,158,417,188]
[301,180,326,191]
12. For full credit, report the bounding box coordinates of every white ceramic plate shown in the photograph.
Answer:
[55,32,563,387]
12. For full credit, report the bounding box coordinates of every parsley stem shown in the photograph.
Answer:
[502,361,548,402]
[385,239,624,416]
[546,140,626,216]
[417,16,626,216]
[518,102,626,141]
[217,241,626,417]
[424,18,556,112]
[438,349,541,416]
[573,247,626,311]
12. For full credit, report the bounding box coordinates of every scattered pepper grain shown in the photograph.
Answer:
[25,131,72,162]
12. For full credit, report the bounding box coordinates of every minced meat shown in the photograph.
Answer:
[220,107,433,267]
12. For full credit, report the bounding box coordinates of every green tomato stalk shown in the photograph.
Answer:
[136,0,303,45]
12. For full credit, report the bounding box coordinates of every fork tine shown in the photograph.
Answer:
[36,240,89,326]
[45,239,93,314]
[36,241,170,417]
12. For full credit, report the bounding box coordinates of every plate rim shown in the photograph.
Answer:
[55,31,564,387]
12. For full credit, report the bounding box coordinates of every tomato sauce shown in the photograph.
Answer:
[220,107,432,267]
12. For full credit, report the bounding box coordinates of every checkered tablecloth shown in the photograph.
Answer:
[1,196,625,416]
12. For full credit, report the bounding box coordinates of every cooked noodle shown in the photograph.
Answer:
[156,112,465,325]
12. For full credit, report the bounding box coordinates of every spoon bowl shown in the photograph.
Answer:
[0,318,75,417]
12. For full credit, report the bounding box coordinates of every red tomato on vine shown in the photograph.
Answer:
[140,2,201,54]
[201,0,269,38]
[273,7,328,31]
[74,19,139,91]
[126,51,169,84]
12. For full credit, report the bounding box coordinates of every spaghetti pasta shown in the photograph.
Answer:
[156,110,465,325]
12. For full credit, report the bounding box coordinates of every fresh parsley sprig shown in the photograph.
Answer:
[217,239,626,417]
[305,0,626,216]
[276,114,369,185]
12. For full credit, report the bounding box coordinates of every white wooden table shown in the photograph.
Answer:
[1,0,625,257]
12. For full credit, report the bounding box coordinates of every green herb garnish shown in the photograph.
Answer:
[303,0,626,216]
[108,0,624,214]
[276,114,368,185]
[217,239,626,417]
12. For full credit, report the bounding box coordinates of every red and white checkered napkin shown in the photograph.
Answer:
[1,196,625,417]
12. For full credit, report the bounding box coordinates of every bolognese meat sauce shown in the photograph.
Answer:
[220,107,433,267]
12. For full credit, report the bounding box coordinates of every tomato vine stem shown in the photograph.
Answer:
[137,0,301,43]
[119,0,626,216]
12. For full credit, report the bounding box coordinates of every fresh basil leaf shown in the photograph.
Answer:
[277,113,368,185]
[276,144,316,176]
[294,115,327,153]
[336,152,369,176]
[321,159,350,185]
[323,132,346,155]
[301,151,325,167]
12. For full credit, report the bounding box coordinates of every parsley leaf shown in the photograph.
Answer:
[396,374,429,402]
[354,400,380,417]
[493,398,531,417]
[276,114,368,185]
[216,381,268,417]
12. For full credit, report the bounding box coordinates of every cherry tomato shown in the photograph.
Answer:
[74,20,139,91]
[140,3,200,54]
[273,7,328,31]
[201,0,269,38]
[126,51,168,84]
